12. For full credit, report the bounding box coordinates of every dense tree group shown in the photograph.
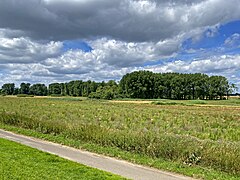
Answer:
[120,71,235,100]
[0,71,236,100]
[48,80,101,97]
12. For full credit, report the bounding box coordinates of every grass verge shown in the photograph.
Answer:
[0,123,239,180]
[0,137,125,180]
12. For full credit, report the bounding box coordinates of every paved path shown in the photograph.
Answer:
[0,129,195,180]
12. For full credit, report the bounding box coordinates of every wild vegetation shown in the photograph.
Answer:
[0,97,239,178]
[0,71,237,100]
[0,138,125,180]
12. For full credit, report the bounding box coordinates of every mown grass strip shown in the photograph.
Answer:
[1,124,239,180]
[0,137,126,180]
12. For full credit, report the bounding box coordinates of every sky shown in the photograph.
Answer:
[0,0,240,92]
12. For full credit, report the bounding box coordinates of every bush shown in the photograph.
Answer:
[152,101,182,105]
[88,92,101,99]
[17,94,34,97]
[50,94,63,97]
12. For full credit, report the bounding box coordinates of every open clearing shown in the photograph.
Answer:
[0,96,239,179]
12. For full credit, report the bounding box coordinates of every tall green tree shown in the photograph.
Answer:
[20,83,31,94]
[119,71,232,100]
[29,84,47,96]
[48,83,61,95]
[1,83,15,95]
[120,71,155,99]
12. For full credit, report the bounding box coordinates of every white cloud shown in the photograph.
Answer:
[0,31,63,64]
[224,33,240,46]
[41,37,181,77]
[148,55,240,73]
[89,38,181,67]
[1,53,240,91]
[0,0,240,90]
[146,55,240,86]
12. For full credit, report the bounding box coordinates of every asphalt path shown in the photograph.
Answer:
[0,129,196,180]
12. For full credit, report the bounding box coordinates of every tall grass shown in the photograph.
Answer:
[0,97,239,175]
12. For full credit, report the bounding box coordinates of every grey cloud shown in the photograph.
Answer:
[1,0,240,42]
[0,28,26,39]
[31,71,62,78]
[0,33,63,64]
[47,67,92,75]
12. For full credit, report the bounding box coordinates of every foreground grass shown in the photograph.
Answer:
[0,97,239,179]
[1,124,239,180]
[0,137,125,180]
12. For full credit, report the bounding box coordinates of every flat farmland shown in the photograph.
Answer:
[0,97,239,179]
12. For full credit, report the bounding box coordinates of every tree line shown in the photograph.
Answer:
[0,80,118,99]
[120,71,236,100]
[0,71,237,100]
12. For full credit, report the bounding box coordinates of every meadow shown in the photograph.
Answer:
[0,138,125,180]
[0,96,240,179]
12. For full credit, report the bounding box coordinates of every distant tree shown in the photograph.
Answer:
[2,83,15,95]
[106,80,117,87]
[13,88,20,95]
[29,84,47,96]
[120,71,155,99]
[119,71,232,100]
[1,71,232,100]
[82,80,92,97]
[90,81,99,93]
[66,81,74,96]
[227,83,238,99]
[89,84,119,100]
[20,83,31,94]
[48,83,61,95]
[60,83,67,96]
[73,80,83,96]
[62,80,102,97]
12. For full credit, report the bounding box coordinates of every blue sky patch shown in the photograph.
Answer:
[183,20,240,50]
[63,40,93,52]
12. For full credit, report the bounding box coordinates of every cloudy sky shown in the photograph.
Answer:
[0,0,240,91]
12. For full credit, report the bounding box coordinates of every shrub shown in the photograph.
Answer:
[152,101,182,105]
[17,94,34,97]
[50,94,63,97]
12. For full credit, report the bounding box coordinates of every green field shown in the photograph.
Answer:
[0,138,125,180]
[0,96,240,179]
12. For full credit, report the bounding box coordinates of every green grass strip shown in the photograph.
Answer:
[0,137,126,180]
